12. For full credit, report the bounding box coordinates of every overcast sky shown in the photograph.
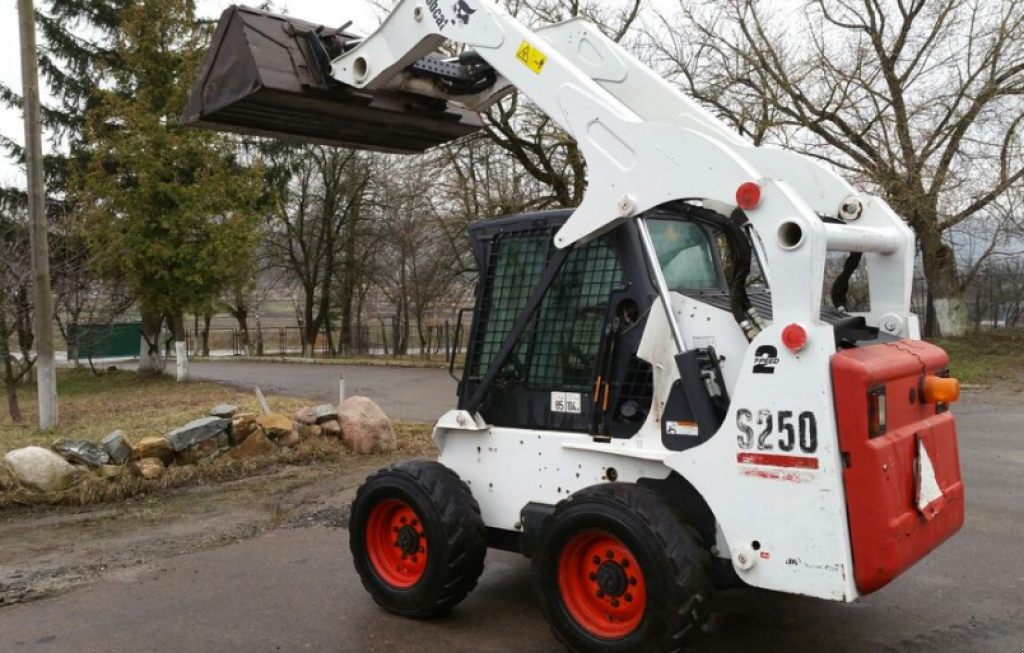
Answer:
[0,0,382,186]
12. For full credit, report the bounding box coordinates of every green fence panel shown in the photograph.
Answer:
[71,323,142,358]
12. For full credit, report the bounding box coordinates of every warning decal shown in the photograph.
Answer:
[516,40,547,75]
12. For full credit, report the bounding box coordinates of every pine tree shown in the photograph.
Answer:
[0,0,133,191]
[75,0,262,378]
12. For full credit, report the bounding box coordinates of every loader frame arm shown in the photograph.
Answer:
[330,0,918,337]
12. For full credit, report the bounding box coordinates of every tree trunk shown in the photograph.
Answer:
[339,286,354,356]
[233,308,252,356]
[1,317,22,422]
[920,227,969,337]
[202,311,212,357]
[137,311,165,375]
[172,313,189,382]
[302,285,316,359]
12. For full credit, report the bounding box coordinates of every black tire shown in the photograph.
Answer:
[533,483,712,653]
[350,460,487,618]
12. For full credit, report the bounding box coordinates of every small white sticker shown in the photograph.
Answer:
[551,392,582,414]
[666,421,699,437]
[693,336,716,349]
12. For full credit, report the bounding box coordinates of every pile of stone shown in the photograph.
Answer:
[1,396,398,494]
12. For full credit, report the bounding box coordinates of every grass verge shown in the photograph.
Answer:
[0,368,313,452]
[0,421,434,510]
[1,369,435,510]
[931,329,1024,388]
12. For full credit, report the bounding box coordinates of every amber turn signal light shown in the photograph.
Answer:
[923,376,960,404]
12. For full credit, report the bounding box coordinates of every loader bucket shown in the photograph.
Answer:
[183,5,483,154]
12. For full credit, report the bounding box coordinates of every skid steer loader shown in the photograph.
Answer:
[188,5,965,651]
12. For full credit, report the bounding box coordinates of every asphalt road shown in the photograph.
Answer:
[1,369,1021,652]
[184,360,459,423]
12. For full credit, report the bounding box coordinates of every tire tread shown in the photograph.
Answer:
[351,460,487,618]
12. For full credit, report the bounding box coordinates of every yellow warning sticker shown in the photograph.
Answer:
[516,40,547,75]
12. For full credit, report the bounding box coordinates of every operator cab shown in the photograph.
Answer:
[456,204,892,447]
[457,206,736,442]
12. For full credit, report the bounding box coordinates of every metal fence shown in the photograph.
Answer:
[184,315,474,362]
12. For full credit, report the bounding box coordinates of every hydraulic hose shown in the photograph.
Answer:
[830,252,863,313]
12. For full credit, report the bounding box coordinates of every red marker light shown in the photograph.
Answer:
[782,323,808,351]
[736,182,762,210]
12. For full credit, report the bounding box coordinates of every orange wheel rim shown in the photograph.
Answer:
[365,499,428,588]
[558,530,647,639]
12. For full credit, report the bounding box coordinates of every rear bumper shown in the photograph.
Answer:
[832,341,965,595]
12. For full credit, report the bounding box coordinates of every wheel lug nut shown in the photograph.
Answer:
[596,590,604,598]
[589,572,597,581]
[400,517,407,524]
[611,599,619,607]
[606,550,614,559]
[621,559,629,568]
[412,556,418,563]
[593,555,601,565]
[629,577,637,586]
[625,594,632,602]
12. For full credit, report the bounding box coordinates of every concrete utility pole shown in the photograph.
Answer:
[18,0,58,430]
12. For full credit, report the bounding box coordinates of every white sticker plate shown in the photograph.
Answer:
[551,392,582,414]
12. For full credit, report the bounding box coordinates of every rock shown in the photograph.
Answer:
[167,417,231,452]
[293,406,317,426]
[308,425,322,438]
[320,420,342,437]
[175,439,220,466]
[257,413,293,439]
[210,404,239,419]
[3,447,82,492]
[134,457,165,480]
[97,465,124,480]
[51,439,110,468]
[294,424,311,440]
[314,403,339,424]
[277,430,301,448]
[234,423,259,446]
[101,430,134,465]
[133,437,174,464]
[228,429,279,458]
[233,417,257,444]
[337,397,397,455]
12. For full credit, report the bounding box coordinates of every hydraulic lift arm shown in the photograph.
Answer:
[329,0,762,246]
[328,0,918,335]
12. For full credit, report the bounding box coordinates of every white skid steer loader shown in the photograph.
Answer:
[188,4,965,651]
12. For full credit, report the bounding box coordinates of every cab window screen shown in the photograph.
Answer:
[649,219,719,290]
[528,236,624,391]
[471,231,548,378]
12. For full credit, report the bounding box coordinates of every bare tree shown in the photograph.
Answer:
[653,0,1024,336]
[222,262,286,357]
[266,145,372,357]
[0,205,35,422]
[483,0,644,207]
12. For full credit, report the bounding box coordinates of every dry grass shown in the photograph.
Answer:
[0,422,434,510]
[0,368,436,510]
[0,368,311,451]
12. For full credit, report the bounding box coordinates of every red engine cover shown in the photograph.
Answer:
[832,340,965,595]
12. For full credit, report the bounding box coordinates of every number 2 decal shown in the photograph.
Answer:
[737,409,818,454]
